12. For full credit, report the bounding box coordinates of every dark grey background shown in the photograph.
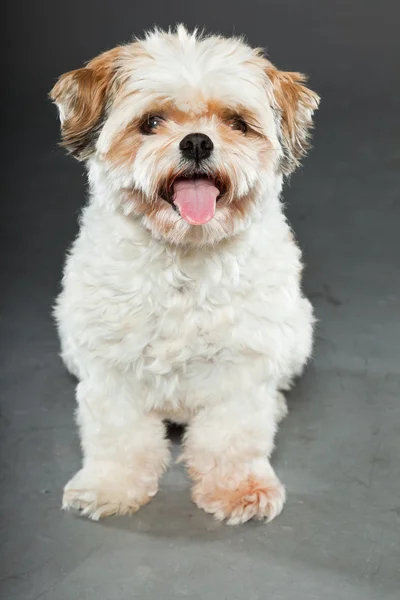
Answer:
[2,2,400,599]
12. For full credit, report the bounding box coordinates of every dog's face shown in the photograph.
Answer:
[51,26,319,245]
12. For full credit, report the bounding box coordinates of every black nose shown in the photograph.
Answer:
[179,133,214,162]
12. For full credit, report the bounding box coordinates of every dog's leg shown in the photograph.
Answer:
[62,373,170,520]
[183,386,285,525]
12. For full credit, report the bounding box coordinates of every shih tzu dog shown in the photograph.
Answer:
[51,25,319,524]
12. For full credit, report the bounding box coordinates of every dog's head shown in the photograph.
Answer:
[51,26,319,245]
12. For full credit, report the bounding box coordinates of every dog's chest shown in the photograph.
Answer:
[68,216,295,379]
[113,247,251,366]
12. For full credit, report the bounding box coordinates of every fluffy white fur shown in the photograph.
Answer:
[51,26,319,524]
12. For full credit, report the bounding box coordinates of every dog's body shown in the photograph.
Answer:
[52,26,319,524]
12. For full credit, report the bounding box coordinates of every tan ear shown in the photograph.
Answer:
[50,47,123,159]
[266,66,320,174]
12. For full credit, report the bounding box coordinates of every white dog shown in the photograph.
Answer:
[51,26,319,524]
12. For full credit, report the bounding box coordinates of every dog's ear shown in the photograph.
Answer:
[50,47,122,160]
[266,66,320,174]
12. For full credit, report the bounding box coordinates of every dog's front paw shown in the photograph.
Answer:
[191,466,286,525]
[62,466,157,520]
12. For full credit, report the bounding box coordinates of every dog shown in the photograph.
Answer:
[50,25,319,524]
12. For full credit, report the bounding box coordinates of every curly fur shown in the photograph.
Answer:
[51,25,319,524]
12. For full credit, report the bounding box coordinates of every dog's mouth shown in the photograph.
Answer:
[160,171,226,226]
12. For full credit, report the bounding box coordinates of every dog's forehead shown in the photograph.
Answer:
[123,34,268,112]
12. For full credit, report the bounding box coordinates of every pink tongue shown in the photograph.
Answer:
[173,179,219,225]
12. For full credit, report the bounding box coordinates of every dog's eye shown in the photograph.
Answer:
[141,115,164,135]
[227,117,247,134]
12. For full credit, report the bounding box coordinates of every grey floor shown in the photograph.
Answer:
[1,105,399,600]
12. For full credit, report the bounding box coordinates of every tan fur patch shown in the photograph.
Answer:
[50,47,123,159]
[191,472,285,523]
[105,121,142,165]
[266,66,320,173]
